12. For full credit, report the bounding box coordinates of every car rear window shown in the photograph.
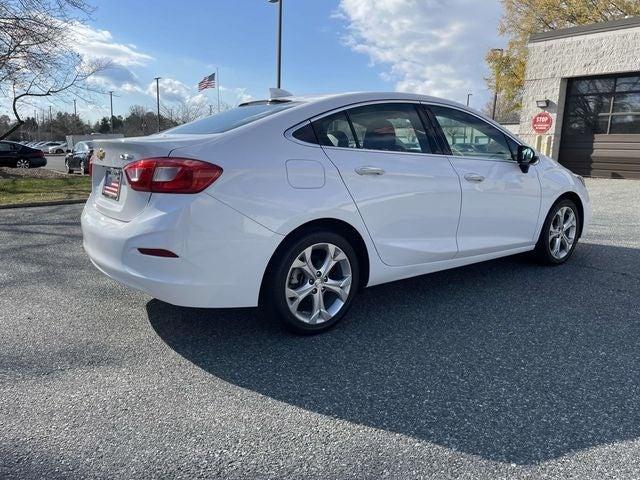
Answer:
[165,102,299,134]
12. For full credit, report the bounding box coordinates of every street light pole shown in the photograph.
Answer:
[269,0,283,88]
[154,77,161,132]
[490,48,504,121]
[73,99,77,116]
[466,93,473,107]
[49,105,52,140]
[108,91,114,133]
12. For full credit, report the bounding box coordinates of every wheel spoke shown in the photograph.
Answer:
[324,276,351,301]
[551,237,561,256]
[291,247,316,280]
[286,284,315,311]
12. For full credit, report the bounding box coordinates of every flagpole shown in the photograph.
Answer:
[216,67,220,113]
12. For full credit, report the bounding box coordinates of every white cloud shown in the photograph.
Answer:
[145,78,191,103]
[337,0,503,104]
[69,22,153,67]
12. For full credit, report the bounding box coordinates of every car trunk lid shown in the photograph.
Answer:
[89,135,213,221]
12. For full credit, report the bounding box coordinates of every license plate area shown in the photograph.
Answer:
[102,167,122,200]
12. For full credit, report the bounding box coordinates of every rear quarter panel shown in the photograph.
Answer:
[169,121,385,286]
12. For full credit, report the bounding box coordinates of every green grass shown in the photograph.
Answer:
[0,177,91,206]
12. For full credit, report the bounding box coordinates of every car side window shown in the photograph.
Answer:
[347,103,431,153]
[292,122,318,144]
[74,143,85,153]
[0,142,11,152]
[429,105,515,161]
[312,112,357,148]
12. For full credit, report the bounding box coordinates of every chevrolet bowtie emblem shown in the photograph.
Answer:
[120,153,134,160]
[96,148,106,160]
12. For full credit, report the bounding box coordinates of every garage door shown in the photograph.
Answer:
[559,74,640,179]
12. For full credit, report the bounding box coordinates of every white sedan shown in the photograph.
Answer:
[82,91,590,334]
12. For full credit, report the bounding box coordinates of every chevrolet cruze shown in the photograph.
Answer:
[81,91,590,334]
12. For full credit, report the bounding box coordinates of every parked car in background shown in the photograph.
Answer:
[0,141,47,168]
[82,91,591,334]
[38,141,62,152]
[48,142,67,154]
[65,141,94,174]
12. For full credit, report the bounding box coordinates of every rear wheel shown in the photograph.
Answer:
[15,158,30,169]
[263,231,359,334]
[534,199,580,265]
[65,160,73,174]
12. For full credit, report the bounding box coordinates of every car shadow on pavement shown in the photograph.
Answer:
[146,243,640,465]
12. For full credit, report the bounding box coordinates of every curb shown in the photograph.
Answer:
[0,199,87,210]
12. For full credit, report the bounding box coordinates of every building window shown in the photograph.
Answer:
[563,74,640,135]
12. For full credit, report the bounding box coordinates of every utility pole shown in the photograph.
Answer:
[209,105,213,116]
[73,99,77,116]
[35,109,39,140]
[269,0,283,88]
[154,77,161,132]
[466,93,472,107]
[490,48,504,120]
[109,91,114,133]
[49,105,52,140]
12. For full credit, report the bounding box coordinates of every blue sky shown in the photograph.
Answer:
[15,0,507,121]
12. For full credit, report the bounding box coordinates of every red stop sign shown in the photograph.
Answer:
[532,112,553,134]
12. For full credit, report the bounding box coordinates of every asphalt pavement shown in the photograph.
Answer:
[1,179,639,479]
[43,155,67,173]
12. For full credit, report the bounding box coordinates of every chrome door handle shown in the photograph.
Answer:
[355,166,385,176]
[464,173,485,182]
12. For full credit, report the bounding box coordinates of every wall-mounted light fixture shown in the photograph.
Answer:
[536,99,550,108]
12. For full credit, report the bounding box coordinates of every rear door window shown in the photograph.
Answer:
[312,112,357,148]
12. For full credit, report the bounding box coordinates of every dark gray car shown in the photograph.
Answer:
[65,141,94,174]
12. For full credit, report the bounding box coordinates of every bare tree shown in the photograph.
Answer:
[0,0,107,139]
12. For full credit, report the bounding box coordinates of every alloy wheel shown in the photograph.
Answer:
[285,242,352,325]
[548,206,577,260]
[16,159,29,168]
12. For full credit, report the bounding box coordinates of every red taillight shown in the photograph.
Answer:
[124,158,222,194]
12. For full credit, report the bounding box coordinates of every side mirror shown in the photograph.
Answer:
[517,145,538,173]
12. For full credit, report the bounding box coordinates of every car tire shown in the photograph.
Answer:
[79,160,86,175]
[262,231,360,335]
[15,158,30,169]
[534,198,581,265]
[65,160,73,174]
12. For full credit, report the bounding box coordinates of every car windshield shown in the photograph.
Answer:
[164,102,299,135]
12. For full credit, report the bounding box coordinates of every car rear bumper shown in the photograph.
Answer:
[28,157,47,167]
[81,192,283,308]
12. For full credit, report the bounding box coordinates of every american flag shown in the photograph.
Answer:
[198,73,216,91]
[103,177,120,198]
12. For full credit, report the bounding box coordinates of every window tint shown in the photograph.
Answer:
[292,122,318,144]
[312,112,357,148]
[0,142,11,152]
[348,103,430,153]
[430,105,515,161]
[165,102,298,134]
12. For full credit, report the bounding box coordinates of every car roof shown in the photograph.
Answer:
[252,91,471,113]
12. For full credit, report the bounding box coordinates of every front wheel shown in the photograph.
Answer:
[262,231,359,334]
[79,160,86,175]
[534,199,580,265]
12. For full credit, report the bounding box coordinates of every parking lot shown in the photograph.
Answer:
[0,178,639,479]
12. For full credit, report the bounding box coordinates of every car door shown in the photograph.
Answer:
[426,104,541,257]
[0,142,15,166]
[313,102,461,267]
